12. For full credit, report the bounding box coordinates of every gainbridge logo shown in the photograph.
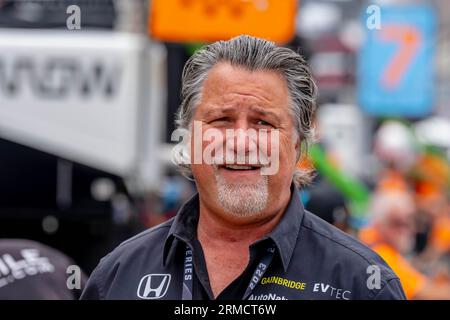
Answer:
[149,0,297,43]
[260,276,307,291]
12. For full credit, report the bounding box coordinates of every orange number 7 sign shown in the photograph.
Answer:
[378,24,422,90]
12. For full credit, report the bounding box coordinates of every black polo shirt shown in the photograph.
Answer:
[80,186,406,300]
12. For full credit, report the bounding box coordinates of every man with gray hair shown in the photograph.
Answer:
[81,35,405,300]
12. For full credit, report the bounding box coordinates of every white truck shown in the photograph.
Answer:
[0,25,168,271]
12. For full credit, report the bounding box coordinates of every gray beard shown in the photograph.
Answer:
[214,171,269,217]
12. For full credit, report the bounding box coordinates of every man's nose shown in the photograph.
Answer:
[234,118,250,132]
[227,119,256,155]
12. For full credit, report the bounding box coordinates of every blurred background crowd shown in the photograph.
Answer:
[0,0,449,299]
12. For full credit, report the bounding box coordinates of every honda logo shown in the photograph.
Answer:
[137,274,171,299]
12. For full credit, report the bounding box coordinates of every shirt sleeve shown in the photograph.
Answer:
[373,278,407,300]
[79,265,103,300]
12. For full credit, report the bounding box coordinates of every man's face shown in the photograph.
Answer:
[190,62,299,221]
[380,207,416,254]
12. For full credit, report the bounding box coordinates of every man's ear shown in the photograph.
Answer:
[294,136,301,155]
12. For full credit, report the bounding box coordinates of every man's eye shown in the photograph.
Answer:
[209,117,229,124]
[257,120,272,127]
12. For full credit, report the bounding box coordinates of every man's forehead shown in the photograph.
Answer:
[200,105,281,119]
[388,206,415,220]
[198,63,290,111]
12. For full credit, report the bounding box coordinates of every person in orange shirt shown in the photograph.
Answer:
[360,190,450,300]
[414,182,450,272]
[430,214,450,255]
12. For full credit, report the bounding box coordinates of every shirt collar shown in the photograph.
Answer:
[163,193,199,265]
[163,184,305,271]
[261,184,305,271]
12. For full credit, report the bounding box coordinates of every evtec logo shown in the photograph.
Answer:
[313,283,351,300]
[137,274,171,299]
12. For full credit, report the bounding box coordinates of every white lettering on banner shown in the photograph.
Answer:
[0,57,122,99]
[0,249,55,288]
[0,30,147,179]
